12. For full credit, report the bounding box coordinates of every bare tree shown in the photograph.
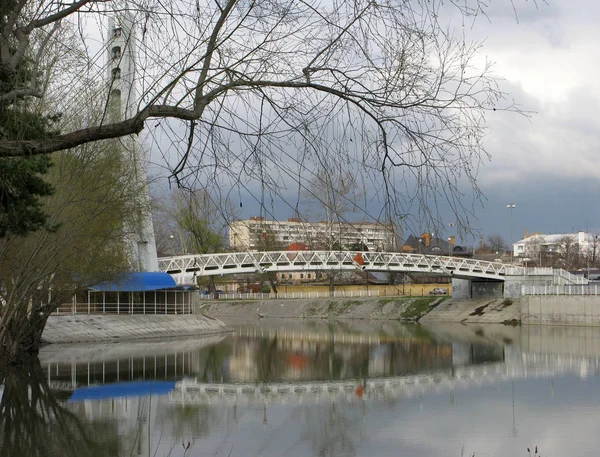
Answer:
[0,0,528,360]
[523,234,545,266]
[303,170,364,249]
[556,235,581,271]
[2,1,517,224]
[584,234,600,269]
[486,234,506,253]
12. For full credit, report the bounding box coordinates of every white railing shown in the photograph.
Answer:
[522,267,554,276]
[522,284,600,296]
[200,289,381,300]
[54,290,194,315]
[553,269,589,285]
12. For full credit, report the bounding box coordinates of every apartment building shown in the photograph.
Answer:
[229,217,397,252]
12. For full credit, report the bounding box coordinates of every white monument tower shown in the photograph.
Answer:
[106,11,159,271]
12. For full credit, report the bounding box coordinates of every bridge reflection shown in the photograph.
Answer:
[40,322,600,408]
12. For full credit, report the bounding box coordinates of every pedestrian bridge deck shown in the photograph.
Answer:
[159,251,521,281]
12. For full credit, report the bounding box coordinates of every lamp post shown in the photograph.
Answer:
[448,237,453,258]
[507,204,516,264]
[448,222,456,258]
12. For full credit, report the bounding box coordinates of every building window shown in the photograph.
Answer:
[113,27,122,38]
[308,273,311,279]
[112,67,121,79]
[288,274,292,279]
[300,274,304,279]
[111,46,121,60]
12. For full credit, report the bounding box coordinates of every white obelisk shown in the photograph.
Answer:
[106,11,159,272]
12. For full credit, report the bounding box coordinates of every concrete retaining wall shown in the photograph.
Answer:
[42,314,228,344]
[521,295,600,326]
[198,297,442,322]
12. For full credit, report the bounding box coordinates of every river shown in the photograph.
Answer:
[2,320,600,457]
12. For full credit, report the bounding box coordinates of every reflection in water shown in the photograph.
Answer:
[0,358,120,457]
[4,322,600,456]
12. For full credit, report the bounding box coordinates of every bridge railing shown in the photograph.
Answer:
[201,289,381,300]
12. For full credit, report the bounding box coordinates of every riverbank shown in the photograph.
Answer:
[199,296,523,325]
[42,314,228,344]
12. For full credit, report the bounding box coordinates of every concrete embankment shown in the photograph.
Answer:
[200,296,523,325]
[199,296,444,321]
[420,298,521,325]
[521,295,600,326]
[42,314,228,344]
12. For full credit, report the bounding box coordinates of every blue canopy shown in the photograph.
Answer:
[89,272,177,292]
[68,380,177,402]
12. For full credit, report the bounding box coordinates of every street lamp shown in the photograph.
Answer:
[507,204,516,264]
[448,237,453,258]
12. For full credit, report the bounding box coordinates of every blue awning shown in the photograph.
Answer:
[68,380,177,402]
[89,272,178,292]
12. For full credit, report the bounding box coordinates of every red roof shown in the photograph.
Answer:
[287,243,307,251]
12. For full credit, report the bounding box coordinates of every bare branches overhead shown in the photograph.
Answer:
[1,0,524,232]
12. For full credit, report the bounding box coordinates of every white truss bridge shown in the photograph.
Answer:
[159,251,524,282]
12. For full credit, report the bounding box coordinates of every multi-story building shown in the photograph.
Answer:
[229,217,397,252]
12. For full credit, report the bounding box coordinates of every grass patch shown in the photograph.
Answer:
[401,298,435,321]
[326,301,338,313]
[304,305,319,316]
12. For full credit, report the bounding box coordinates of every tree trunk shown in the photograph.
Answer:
[0,312,49,365]
[208,276,218,300]
[329,274,335,297]
[267,272,278,294]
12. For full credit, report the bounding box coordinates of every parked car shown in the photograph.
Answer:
[429,287,448,295]
[201,289,224,295]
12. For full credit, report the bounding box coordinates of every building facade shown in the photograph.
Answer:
[229,217,397,252]
[512,230,598,264]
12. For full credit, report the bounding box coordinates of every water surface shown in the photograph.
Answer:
[3,320,600,457]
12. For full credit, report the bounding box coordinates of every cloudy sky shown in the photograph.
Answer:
[450,0,600,245]
[145,0,600,247]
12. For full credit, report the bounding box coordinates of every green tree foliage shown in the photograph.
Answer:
[0,154,54,236]
[0,7,60,237]
[0,139,139,363]
[178,210,225,255]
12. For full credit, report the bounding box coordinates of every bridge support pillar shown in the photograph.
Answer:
[451,278,504,299]
[451,278,471,299]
